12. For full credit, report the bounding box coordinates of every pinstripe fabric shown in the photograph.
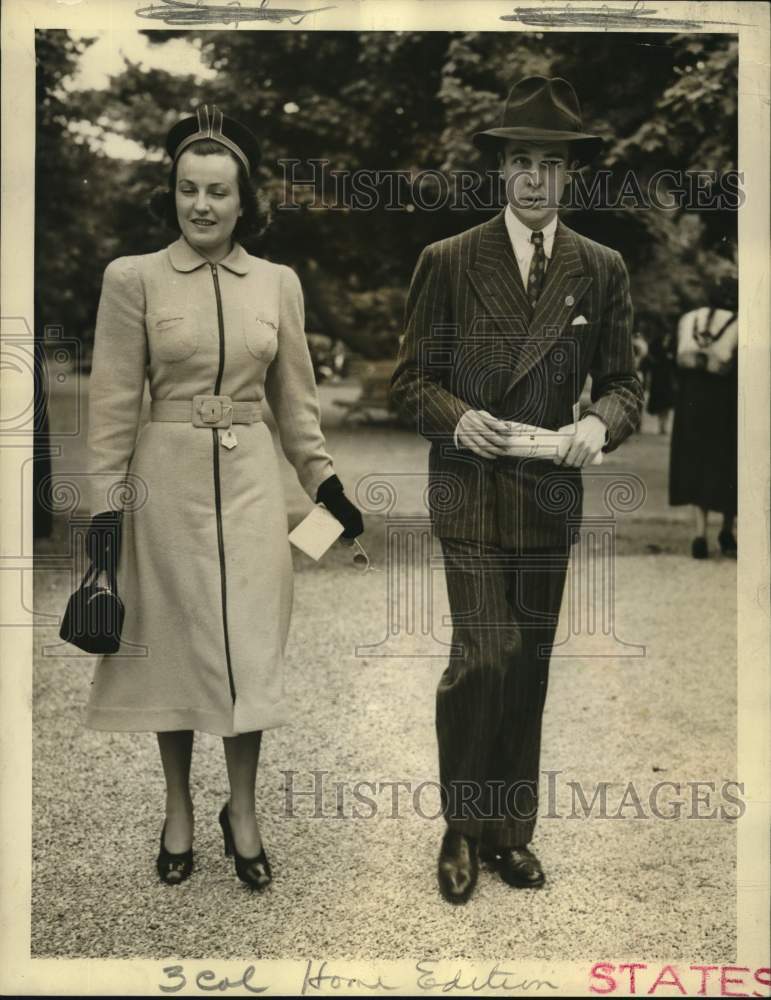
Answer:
[438,539,569,847]
[391,210,643,849]
[390,210,644,549]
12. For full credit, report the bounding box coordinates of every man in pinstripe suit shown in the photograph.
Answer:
[390,77,644,903]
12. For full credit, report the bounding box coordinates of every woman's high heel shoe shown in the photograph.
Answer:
[718,530,737,557]
[218,803,272,890]
[157,823,194,885]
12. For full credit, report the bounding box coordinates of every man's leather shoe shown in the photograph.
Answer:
[480,845,545,888]
[437,830,478,904]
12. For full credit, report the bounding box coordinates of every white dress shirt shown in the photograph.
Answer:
[504,204,558,287]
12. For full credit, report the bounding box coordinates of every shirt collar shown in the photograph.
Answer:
[168,236,251,275]
[504,205,559,261]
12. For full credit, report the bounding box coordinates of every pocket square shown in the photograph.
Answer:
[571,315,588,326]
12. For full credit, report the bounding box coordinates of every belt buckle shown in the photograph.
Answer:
[192,394,233,428]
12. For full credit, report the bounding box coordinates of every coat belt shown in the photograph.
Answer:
[150,396,263,428]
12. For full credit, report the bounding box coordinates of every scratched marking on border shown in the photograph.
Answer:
[500,2,748,30]
[135,0,336,28]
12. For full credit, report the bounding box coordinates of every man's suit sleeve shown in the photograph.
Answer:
[389,244,470,440]
[583,250,644,452]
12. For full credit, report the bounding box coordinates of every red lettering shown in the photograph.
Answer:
[753,967,771,996]
[721,967,750,997]
[648,965,687,995]
[619,964,648,993]
[692,966,720,995]
[589,963,617,994]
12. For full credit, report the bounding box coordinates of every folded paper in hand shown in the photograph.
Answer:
[503,421,603,465]
[288,504,344,560]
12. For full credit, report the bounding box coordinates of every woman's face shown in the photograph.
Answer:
[175,149,243,261]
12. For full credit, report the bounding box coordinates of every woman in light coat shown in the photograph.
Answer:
[83,106,363,888]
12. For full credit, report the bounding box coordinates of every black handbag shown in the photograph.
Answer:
[59,562,125,654]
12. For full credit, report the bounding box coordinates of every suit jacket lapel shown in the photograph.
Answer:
[466,211,532,339]
[507,221,593,387]
[531,220,589,330]
[467,214,593,389]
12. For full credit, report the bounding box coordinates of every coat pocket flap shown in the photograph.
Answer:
[146,307,200,363]
[242,305,279,361]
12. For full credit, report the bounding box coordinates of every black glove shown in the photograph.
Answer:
[86,510,123,575]
[315,475,363,540]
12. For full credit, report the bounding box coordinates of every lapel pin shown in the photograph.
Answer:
[565,295,575,307]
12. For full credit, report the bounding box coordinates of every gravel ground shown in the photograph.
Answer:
[32,543,737,961]
[31,378,737,961]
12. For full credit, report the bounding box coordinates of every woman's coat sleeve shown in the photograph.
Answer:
[264,265,334,500]
[86,258,148,515]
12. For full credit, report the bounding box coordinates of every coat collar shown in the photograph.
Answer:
[168,236,251,275]
[504,205,559,265]
[467,210,593,388]
[473,209,583,279]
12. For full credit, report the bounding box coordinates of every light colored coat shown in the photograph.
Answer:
[84,236,334,736]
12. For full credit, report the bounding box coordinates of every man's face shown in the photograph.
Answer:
[500,140,572,230]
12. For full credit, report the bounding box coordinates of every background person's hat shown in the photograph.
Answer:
[473,76,603,163]
[166,105,261,175]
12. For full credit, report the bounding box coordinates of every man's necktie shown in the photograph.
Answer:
[527,230,547,310]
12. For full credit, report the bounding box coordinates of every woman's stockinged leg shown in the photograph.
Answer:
[223,730,264,857]
[691,507,710,559]
[157,730,194,853]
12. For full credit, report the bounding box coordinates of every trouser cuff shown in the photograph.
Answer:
[445,816,535,848]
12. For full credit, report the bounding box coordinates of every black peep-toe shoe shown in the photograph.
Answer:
[218,803,272,890]
[157,823,194,885]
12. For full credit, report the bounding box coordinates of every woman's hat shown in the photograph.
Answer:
[166,105,261,175]
[473,76,603,163]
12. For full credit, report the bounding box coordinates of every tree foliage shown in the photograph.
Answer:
[36,28,738,355]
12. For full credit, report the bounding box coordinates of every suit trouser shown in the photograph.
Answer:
[437,538,570,848]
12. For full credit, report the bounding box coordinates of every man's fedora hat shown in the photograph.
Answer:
[473,76,603,163]
[166,105,261,175]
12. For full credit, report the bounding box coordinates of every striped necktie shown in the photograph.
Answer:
[527,230,547,309]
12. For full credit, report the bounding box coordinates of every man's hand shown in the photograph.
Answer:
[455,409,510,459]
[552,414,608,467]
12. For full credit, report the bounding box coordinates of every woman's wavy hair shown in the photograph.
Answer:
[149,138,270,242]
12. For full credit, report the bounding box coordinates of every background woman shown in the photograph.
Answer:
[668,278,738,559]
[83,106,363,888]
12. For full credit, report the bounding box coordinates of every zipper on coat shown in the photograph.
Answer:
[210,262,236,704]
